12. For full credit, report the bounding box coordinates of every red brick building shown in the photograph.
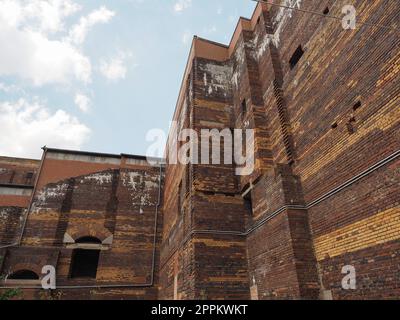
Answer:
[1,1,399,300]
[0,149,164,299]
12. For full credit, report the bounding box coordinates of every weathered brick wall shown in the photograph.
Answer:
[261,0,400,299]
[0,157,39,186]
[1,1,399,300]
[162,0,399,300]
[1,151,164,300]
[161,52,251,299]
[0,157,37,252]
[0,207,26,246]
[159,78,197,299]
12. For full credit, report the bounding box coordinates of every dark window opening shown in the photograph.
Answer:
[70,236,101,279]
[76,236,102,244]
[353,101,362,111]
[202,190,235,197]
[241,99,247,115]
[243,192,253,215]
[8,270,39,280]
[25,172,34,185]
[323,7,330,15]
[70,249,100,279]
[331,121,338,129]
[289,45,304,69]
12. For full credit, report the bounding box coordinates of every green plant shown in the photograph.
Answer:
[0,256,22,300]
[0,288,21,301]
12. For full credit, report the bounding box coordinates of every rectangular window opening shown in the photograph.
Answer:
[70,249,100,279]
[353,101,362,111]
[244,192,253,215]
[25,172,34,185]
[241,99,247,115]
[289,45,304,69]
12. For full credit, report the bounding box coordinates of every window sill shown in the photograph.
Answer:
[66,243,109,250]
[2,279,42,287]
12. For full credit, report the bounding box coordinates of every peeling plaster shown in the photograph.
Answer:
[179,98,188,132]
[254,33,271,61]
[250,0,302,61]
[189,77,194,102]
[0,208,10,220]
[271,0,302,47]
[81,172,113,185]
[121,171,158,212]
[200,63,233,97]
[32,183,69,213]
[0,208,26,235]
[232,43,246,89]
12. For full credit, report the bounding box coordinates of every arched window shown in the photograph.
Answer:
[76,236,102,244]
[8,270,39,280]
[70,236,101,279]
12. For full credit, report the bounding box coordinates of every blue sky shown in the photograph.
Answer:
[0,0,256,159]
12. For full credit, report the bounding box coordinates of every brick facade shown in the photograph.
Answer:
[1,150,164,299]
[1,1,399,300]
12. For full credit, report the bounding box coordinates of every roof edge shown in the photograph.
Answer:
[43,147,165,162]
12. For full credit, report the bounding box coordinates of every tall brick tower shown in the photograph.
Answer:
[159,1,400,300]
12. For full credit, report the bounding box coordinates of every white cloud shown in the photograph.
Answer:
[182,30,192,46]
[99,51,132,82]
[74,93,91,112]
[0,82,25,94]
[174,0,192,12]
[68,6,115,45]
[0,26,91,86]
[0,1,115,86]
[23,0,81,34]
[0,0,81,34]
[0,98,91,158]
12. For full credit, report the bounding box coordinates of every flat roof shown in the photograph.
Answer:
[0,155,41,163]
[44,147,165,162]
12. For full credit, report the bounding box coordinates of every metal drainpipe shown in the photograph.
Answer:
[148,162,163,286]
